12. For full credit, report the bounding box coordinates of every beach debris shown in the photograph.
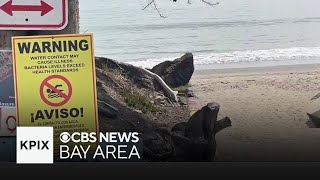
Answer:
[171,103,231,161]
[185,103,231,138]
[178,98,188,106]
[307,110,320,128]
[134,110,143,114]
[221,81,230,84]
[187,87,195,97]
[246,80,256,82]
[140,67,178,102]
[311,93,320,101]
[139,102,232,162]
[151,53,194,88]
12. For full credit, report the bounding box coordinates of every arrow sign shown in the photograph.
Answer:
[0,0,54,16]
[0,0,67,30]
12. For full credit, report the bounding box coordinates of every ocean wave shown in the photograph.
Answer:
[126,47,320,68]
[101,17,320,31]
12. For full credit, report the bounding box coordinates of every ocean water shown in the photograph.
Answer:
[80,0,320,69]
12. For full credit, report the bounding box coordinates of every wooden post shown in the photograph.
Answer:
[0,0,79,50]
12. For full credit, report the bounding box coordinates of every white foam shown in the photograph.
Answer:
[125,47,320,69]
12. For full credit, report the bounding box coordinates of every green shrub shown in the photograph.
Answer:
[122,89,157,113]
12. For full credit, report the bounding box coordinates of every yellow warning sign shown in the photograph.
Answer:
[11,34,99,149]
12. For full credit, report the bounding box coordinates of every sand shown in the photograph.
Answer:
[191,64,320,161]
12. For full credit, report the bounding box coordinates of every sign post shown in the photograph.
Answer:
[11,34,99,150]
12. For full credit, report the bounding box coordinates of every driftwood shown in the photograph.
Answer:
[307,111,320,128]
[140,68,178,102]
[184,102,231,161]
[215,117,232,134]
[311,92,320,101]
[185,102,221,139]
[144,102,232,161]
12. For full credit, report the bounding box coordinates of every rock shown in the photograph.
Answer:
[160,100,166,106]
[156,95,164,99]
[97,101,119,118]
[151,53,194,88]
[187,88,195,97]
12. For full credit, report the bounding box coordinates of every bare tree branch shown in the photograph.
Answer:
[142,0,166,18]
[201,0,220,6]
[142,0,154,10]
[143,0,220,18]
[152,0,167,18]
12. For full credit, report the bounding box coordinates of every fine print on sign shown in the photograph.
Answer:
[0,50,16,136]
[0,0,68,30]
[12,34,99,149]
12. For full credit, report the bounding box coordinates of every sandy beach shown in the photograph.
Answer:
[191,64,320,161]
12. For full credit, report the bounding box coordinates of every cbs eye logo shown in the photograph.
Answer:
[60,132,71,143]
[59,132,97,143]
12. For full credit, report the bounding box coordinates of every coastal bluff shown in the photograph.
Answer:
[95,54,231,161]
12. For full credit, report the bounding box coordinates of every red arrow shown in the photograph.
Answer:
[0,0,54,16]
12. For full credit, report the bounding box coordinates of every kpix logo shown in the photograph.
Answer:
[20,140,49,150]
[16,127,53,164]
